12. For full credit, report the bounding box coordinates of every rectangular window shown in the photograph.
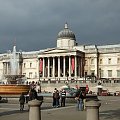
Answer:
[108,70,112,77]
[99,59,103,64]
[99,69,104,78]
[117,70,120,77]
[117,58,120,64]
[35,72,37,78]
[108,58,111,64]
[91,59,94,64]
[30,63,32,68]
[29,72,32,78]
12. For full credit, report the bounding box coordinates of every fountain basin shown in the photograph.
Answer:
[0,84,30,95]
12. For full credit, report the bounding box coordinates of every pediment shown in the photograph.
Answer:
[40,48,71,54]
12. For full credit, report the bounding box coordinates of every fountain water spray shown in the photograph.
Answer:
[4,45,24,84]
[10,46,18,75]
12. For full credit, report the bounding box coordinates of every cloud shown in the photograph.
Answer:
[0,0,120,52]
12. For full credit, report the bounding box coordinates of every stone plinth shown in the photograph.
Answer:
[86,100,101,120]
[28,99,43,120]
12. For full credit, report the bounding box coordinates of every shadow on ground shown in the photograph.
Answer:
[100,108,120,120]
[0,110,28,117]
[0,106,63,117]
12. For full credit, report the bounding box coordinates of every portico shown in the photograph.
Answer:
[38,48,84,81]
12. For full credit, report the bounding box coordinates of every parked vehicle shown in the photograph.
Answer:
[100,90,108,96]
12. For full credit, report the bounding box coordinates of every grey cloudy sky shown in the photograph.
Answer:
[0,0,120,53]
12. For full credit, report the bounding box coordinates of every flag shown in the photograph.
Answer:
[71,56,75,72]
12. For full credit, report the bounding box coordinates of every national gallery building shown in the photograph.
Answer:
[0,23,120,84]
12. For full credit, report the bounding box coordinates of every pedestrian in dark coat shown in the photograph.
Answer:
[19,93,25,111]
[52,88,60,107]
[29,88,38,101]
[52,89,56,107]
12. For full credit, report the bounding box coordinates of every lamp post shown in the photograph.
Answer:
[85,72,87,83]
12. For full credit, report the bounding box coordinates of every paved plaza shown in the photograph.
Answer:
[0,96,120,120]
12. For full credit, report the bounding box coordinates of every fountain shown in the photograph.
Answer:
[0,46,30,95]
[4,46,24,84]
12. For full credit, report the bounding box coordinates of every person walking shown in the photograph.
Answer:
[19,93,25,111]
[75,88,84,111]
[82,90,86,110]
[60,89,66,107]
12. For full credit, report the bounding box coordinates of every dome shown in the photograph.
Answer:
[57,23,76,40]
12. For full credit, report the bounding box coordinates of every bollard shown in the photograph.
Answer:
[28,99,42,120]
[86,100,101,120]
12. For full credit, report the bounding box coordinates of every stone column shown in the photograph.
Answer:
[3,62,7,75]
[3,63,4,74]
[86,100,101,120]
[79,57,81,77]
[43,57,45,77]
[28,99,42,120]
[38,59,40,79]
[77,57,80,77]
[69,56,71,77]
[81,57,83,77]
[5,62,7,74]
[48,57,50,77]
[88,57,91,75]
[6,62,9,75]
[58,56,60,78]
[53,57,55,77]
[75,56,77,77]
[18,62,19,75]
[94,57,98,77]
[63,56,66,77]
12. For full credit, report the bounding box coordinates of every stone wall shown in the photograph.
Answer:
[41,82,120,93]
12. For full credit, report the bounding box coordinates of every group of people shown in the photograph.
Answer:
[52,88,66,107]
[52,87,86,111]
[19,86,86,111]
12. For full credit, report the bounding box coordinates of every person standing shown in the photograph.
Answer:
[52,88,60,107]
[52,88,57,107]
[55,90,60,107]
[60,89,66,107]
[19,93,25,111]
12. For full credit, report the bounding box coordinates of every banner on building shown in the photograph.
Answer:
[71,56,75,72]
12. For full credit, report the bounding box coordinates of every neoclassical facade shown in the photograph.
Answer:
[38,48,85,81]
[0,23,120,83]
